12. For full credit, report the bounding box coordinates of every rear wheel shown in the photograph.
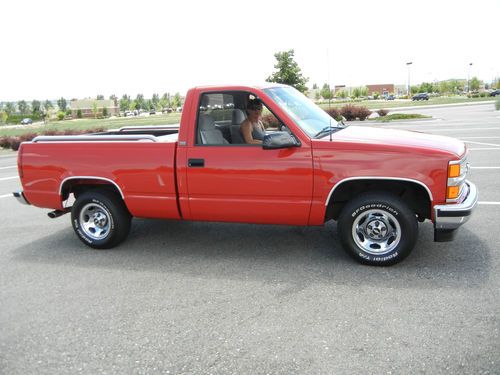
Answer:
[71,190,131,249]
[337,192,418,266]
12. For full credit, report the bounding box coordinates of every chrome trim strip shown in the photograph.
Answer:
[32,135,157,143]
[324,176,433,206]
[59,176,125,199]
[13,191,30,205]
[118,124,180,132]
[434,181,478,230]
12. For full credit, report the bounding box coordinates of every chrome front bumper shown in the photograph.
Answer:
[433,181,478,241]
[13,191,30,205]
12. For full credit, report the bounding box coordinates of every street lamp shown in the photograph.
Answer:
[468,62,473,93]
[406,62,413,97]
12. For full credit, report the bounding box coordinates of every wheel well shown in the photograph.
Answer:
[61,178,123,202]
[326,179,431,221]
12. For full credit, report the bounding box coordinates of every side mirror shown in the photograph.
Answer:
[262,132,300,150]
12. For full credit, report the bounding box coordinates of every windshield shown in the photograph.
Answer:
[264,86,342,138]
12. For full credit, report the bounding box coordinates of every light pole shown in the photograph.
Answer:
[467,62,473,93]
[406,62,413,97]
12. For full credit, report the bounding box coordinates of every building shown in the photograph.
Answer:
[70,98,119,118]
[366,84,395,96]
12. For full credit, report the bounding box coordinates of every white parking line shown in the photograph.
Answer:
[0,165,16,170]
[478,202,500,205]
[0,176,18,181]
[470,167,500,169]
[430,128,500,132]
[464,141,500,147]
[461,137,500,139]
[469,148,500,151]
[0,194,13,199]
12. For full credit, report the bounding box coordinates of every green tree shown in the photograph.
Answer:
[96,94,104,100]
[102,107,108,117]
[360,86,368,97]
[320,83,333,100]
[57,97,67,111]
[266,49,308,93]
[109,94,117,101]
[151,93,160,107]
[312,83,318,90]
[17,100,30,114]
[129,100,137,111]
[0,111,7,123]
[160,93,170,109]
[352,87,361,98]
[470,76,482,91]
[134,94,145,110]
[43,100,53,111]
[336,90,348,99]
[77,109,82,119]
[31,100,41,114]
[410,85,419,94]
[5,102,16,115]
[171,92,182,109]
[420,82,433,93]
[92,101,98,118]
[120,94,131,112]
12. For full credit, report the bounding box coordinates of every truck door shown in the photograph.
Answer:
[184,91,313,225]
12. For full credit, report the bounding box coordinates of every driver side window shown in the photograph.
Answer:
[196,91,283,146]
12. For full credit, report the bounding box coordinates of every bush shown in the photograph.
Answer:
[324,107,342,121]
[261,113,279,129]
[0,127,109,151]
[340,104,358,121]
[5,113,43,124]
[102,107,108,117]
[356,106,372,121]
[77,109,82,119]
[495,97,500,111]
[340,104,371,121]
[57,111,65,121]
[377,109,389,117]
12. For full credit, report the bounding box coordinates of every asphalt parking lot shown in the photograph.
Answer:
[0,103,499,374]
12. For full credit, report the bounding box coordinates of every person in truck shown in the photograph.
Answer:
[240,98,266,144]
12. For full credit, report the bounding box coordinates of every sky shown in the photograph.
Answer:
[1,0,499,101]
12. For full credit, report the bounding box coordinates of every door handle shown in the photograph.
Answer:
[188,158,205,167]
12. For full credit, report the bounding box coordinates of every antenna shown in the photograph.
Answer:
[327,49,333,142]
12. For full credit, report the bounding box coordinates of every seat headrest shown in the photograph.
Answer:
[199,114,216,130]
[232,109,247,125]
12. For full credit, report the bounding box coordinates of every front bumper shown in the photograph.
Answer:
[13,191,30,205]
[433,181,478,242]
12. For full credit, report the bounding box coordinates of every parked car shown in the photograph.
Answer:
[385,94,395,101]
[149,110,156,115]
[20,118,33,125]
[13,84,477,266]
[412,93,429,101]
[490,89,500,97]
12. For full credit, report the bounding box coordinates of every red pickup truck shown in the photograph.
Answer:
[13,84,478,266]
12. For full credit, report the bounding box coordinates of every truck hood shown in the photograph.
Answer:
[317,125,465,156]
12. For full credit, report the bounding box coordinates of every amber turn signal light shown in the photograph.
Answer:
[448,164,460,178]
[447,186,460,199]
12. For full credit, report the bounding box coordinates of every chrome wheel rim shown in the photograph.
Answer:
[79,203,111,240]
[352,209,401,255]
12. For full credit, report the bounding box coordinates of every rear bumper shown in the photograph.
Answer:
[13,191,30,206]
[433,181,478,241]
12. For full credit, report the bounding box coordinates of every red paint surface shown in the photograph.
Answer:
[18,85,466,226]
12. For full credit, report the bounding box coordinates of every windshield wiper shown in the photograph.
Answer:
[314,125,344,139]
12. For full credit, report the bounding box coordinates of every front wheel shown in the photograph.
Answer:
[71,190,131,249]
[337,192,418,266]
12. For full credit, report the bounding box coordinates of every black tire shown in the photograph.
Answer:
[71,189,131,249]
[337,192,418,266]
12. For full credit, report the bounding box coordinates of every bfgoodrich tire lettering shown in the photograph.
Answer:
[338,192,418,266]
[71,190,131,249]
